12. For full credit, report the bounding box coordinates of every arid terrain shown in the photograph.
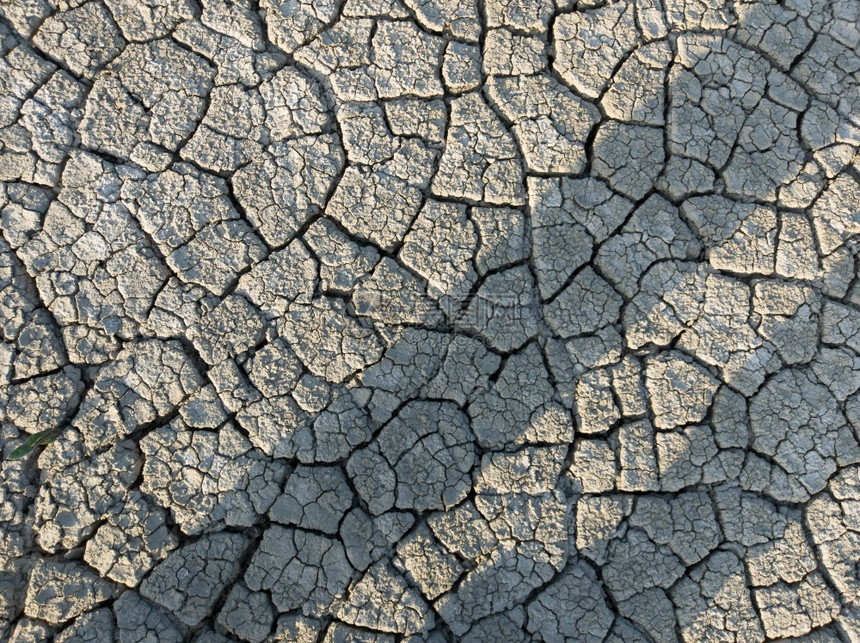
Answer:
[1,0,860,640]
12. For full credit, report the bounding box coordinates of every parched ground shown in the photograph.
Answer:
[1,0,859,641]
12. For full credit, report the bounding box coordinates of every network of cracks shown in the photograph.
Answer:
[1,0,860,640]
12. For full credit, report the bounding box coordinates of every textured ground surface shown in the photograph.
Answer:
[1,0,860,641]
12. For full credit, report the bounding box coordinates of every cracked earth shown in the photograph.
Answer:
[1,0,859,641]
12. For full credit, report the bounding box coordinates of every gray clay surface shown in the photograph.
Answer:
[1,0,860,640]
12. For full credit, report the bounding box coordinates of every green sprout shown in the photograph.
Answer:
[6,428,62,460]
